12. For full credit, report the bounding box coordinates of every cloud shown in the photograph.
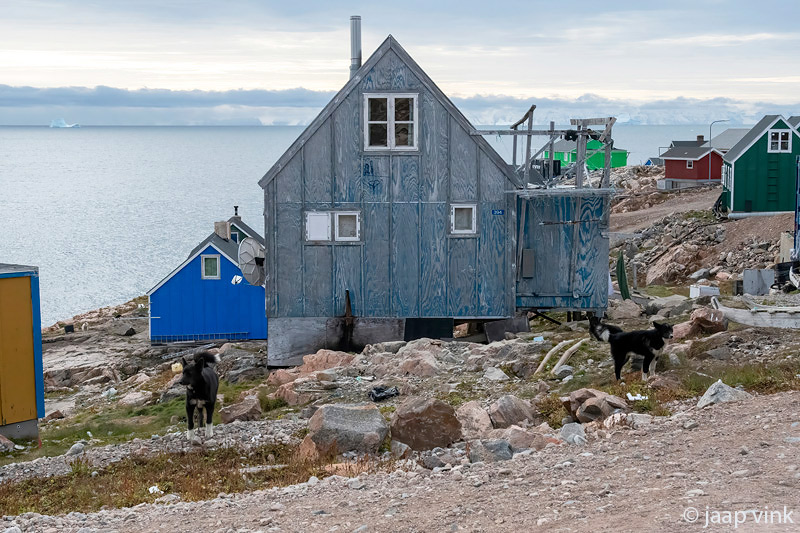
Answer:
[0,85,335,108]
[0,85,798,126]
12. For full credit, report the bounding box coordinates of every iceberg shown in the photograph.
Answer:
[49,118,80,128]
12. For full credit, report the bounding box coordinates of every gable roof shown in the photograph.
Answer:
[660,146,721,161]
[788,116,800,128]
[671,139,705,148]
[723,115,791,163]
[148,234,239,296]
[258,35,520,189]
[706,128,749,152]
[228,216,264,245]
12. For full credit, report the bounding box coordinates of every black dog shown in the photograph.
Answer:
[179,351,220,439]
[589,317,673,381]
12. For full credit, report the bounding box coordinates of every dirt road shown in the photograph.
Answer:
[611,188,720,233]
[24,390,798,533]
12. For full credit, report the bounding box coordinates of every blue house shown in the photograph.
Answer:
[147,210,267,343]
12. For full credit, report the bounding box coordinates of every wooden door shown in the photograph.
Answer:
[0,276,37,425]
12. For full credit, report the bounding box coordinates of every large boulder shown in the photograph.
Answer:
[488,395,539,428]
[268,378,321,406]
[298,350,355,373]
[391,397,461,451]
[565,388,628,423]
[644,295,692,317]
[690,308,728,334]
[560,422,587,445]
[456,401,493,440]
[467,439,513,463]
[266,368,300,387]
[117,391,150,407]
[219,397,262,423]
[606,299,642,320]
[697,380,752,409]
[0,434,14,453]
[487,425,560,452]
[399,353,440,377]
[303,403,389,457]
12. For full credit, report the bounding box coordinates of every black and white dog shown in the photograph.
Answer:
[589,316,673,381]
[178,351,220,439]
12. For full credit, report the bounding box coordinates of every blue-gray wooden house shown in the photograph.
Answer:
[259,34,611,365]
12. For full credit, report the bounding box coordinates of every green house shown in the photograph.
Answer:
[722,115,800,214]
[544,139,628,170]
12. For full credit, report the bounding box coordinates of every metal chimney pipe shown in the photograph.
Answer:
[350,16,362,78]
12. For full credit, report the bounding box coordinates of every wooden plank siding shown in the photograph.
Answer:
[264,48,516,320]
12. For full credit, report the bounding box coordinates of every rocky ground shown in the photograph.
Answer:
[2,167,800,532]
[3,392,799,532]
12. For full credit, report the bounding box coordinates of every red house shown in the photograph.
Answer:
[659,145,724,189]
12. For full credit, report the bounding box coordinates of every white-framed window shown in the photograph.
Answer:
[201,254,220,279]
[364,93,418,151]
[451,204,477,235]
[230,231,240,243]
[686,160,693,169]
[768,129,791,153]
[334,212,360,241]
[305,212,331,241]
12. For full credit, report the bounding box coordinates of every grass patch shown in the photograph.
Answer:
[601,380,672,417]
[0,443,331,515]
[538,393,567,429]
[641,285,675,298]
[717,363,800,394]
[258,389,287,412]
[683,210,716,223]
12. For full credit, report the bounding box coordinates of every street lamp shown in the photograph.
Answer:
[709,119,729,182]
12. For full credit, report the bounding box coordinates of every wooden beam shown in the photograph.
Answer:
[510,105,536,129]
[534,339,572,375]
[471,129,573,136]
[570,117,614,126]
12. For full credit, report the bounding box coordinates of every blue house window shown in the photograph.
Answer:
[231,231,240,243]
[201,255,220,279]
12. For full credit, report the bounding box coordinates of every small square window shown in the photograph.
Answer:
[768,129,792,153]
[201,255,220,279]
[686,160,693,169]
[305,212,331,241]
[335,212,360,241]
[230,231,240,243]
[451,204,477,234]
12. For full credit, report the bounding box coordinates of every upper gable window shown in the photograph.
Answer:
[364,94,418,151]
[201,255,220,279]
[768,129,791,153]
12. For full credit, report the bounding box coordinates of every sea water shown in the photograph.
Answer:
[0,124,719,326]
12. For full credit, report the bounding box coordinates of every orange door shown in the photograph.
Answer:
[0,276,37,425]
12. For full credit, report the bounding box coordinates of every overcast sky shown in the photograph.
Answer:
[1,0,798,125]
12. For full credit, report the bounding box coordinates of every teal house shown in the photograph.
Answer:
[722,115,800,215]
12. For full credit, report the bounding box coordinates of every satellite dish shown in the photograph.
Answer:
[237,237,266,286]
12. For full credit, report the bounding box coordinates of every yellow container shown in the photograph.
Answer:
[0,264,44,439]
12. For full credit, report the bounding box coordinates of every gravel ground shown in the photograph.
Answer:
[4,391,799,533]
[0,419,304,484]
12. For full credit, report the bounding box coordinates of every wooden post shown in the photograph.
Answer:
[512,125,518,167]
[603,140,612,188]
[548,121,555,181]
[575,126,585,188]
[523,112,533,184]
